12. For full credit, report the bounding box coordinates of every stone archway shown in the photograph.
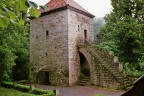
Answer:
[78,47,93,85]
[36,70,51,85]
[79,52,90,77]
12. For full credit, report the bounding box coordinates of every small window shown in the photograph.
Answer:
[46,30,49,38]
[78,25,80,31]
[46,53,47,56]
[84,30,87,42]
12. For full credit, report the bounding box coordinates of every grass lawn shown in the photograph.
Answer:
[0,87,40,96]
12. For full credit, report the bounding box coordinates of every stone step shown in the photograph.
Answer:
[78,76,91,86]
[86,46,133,89]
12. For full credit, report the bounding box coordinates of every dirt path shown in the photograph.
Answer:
[35,85,125,96]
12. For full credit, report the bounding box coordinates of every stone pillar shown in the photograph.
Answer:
[54,89,60,96]
[118,63,123,72]
[30,85,35,91]
[114,56,118,63]
[13,82,16,88]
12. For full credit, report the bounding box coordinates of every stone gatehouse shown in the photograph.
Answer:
[30,0,95,86]
[30,0,132,89]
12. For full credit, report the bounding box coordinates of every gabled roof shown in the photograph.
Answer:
[41,0,95,18]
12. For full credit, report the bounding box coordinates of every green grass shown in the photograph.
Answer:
[0,87,42,96]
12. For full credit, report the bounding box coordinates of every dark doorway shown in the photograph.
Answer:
[84,30,87,43]
[79,52,90,76]
[44,72,50,85]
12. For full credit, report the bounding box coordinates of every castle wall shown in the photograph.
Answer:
[68,9,94,86]
[30,10,69,86]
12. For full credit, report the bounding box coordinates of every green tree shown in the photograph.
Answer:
[12,24,30,81]
[0,0,47,28]
[101,0,144,65]
[0,0,46,82]
[0,24,30,82]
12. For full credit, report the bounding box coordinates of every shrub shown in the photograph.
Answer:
[1,82,13,88]
[94,94,107,96]
[42,93,56,96]
[32,88,55,95]
[124,63,144,77]
[14,84,30,92]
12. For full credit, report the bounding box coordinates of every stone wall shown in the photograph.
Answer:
[30,8,94,86]
[30,10,69,86]
[68,9,94,85]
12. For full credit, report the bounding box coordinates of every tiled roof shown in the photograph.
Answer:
[41,0,94,17]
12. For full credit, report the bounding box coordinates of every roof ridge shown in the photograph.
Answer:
[41,0,95,18]
[68,0,89,13]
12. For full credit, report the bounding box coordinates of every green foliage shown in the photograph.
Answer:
[14,84,30,92]
[0,46,16,82]
[0,23,30,82]
[0,87,40,96]
[0,0,47,81]
[12,48,29,81]
[96,41,118,56]
[1,82,55,96]
[32,88,54,95]
[0,0,42,28]
[124,62,144,76]
[12,24,29,81]
[101,0,144,66]
[1,82,13,88]
[0,17,10,28]
[29,8,41,18]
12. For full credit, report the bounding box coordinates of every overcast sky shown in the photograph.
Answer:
[30,0,112,17]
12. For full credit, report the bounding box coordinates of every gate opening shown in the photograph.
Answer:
[79,52,90,76]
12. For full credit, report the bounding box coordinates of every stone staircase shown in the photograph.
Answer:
[78,76,91,86]
[86,45,132,90]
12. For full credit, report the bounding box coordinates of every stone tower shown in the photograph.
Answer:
[30,0,95,86]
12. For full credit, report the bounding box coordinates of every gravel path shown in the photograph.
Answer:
[35,85,125,96]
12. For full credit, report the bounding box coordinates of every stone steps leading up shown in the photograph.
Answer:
[78,76,91,86]
[85,45,132,90]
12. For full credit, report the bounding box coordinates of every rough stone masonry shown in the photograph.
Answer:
[30,0,95,86]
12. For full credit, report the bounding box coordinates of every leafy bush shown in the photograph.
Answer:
[0,87,39,96]
[14,84,30,92]
[0,46,17,82]
[1,81,55,96]
[14,80,30,84]
[42,93,55,96]
[32,88,55,96]
[1,82,13,88]
[124,63,144,77]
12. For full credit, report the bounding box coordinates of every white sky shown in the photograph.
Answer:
[30,0,112,17]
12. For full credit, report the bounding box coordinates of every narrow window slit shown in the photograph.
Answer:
[78,25,80,31]
[46,30,49,37]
